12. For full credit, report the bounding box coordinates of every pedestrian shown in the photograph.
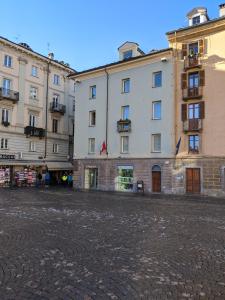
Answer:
[61,173,68,187]
[37,173,42,187]
[45,171,50,187]
[67,173,73,187]
[42,172,46,187]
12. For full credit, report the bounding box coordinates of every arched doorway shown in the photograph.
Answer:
[152,165,161,193]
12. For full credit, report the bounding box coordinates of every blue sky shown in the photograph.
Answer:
[0,0,222,71]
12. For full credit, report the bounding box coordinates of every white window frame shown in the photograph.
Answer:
[88,138,95,154]
[152,134,161,153]
[29,141,36,152]
[30,86,38,100]
[122,78,130,93]
[53,143,59,153]
[153,71,162,88]
[152,101,162,120]
[52,119,59,133]
[121,106,129,120]
[90,85,96,99]
[53,94,60,107]
[121,136,129,154]
[29,114,37,127]
[31,65,38,77]
[4,55,12,68]
[89,111,96,127]
[53,74,60,85]
[0,138,8,150]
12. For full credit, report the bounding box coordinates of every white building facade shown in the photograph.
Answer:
[71,43,176,193]
[0,36,75,186]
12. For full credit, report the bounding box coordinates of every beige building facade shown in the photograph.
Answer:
[0,36,75,186]
[167,5,225,196]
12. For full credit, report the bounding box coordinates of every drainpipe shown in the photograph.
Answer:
[104,68,109,156]
[44,60,50,158]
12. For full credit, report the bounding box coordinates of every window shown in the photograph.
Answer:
[188,135,199,153]
[90,85,96,99]
[29,114,37,127]
[123,50,133,60]
[2,78,11,95]
[53,94,59,107]
[89,111,96,126]
[192,15,200,25]
[2,109,9,123]
[4,55,12,68]
[0,138,8,149]
[88,138,95,154]
[52,119,58,133]
[53,74,60,85]
[153,71,162,87]
[30,86,38,99]
[53,143,59,153]
[29,141,36,152]
[121,106,129,120]
[188,103,200,119]
[121,136,129,153]
[31,66,38,77]
[189,43,199,56]
[188,72,199,88]
[152,101,161,120]
[122,78,130,93]
[152,134,161,152]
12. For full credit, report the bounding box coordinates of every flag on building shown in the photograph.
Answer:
[175,137,181,155]
[100,141,107,155]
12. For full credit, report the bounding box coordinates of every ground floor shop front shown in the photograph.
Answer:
[73,157,225,197]
[0,160,73,187]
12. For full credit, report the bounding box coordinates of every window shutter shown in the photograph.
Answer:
[181,73,187,89]
[200,102,205,119]
[199,39,204,55]
[2,110,4,122]
[199,70,205,86]
[181,44,188,59]
[182,104,187,121]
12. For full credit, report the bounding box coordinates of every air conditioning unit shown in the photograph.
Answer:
[18,152,23,160]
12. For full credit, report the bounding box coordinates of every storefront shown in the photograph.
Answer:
[115,166,134,192]
[46,161,73,185]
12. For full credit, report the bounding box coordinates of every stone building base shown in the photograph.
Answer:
[73,157,225,197]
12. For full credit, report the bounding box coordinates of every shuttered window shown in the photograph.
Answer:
[181,73,187,89]
[182,104,187,121]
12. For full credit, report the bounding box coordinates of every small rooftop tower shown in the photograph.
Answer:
[187,7,209,26]
[219,3,225,17]
[118,42,145,61]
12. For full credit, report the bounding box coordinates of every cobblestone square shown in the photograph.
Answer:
[0,188,225,299]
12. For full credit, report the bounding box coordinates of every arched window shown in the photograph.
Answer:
[152,165,161,172]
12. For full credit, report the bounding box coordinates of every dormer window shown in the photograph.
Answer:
[192,15,200,25]
[123,50,133,60]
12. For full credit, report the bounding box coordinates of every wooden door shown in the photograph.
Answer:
[152,171,161,192]
[186,168,200,194]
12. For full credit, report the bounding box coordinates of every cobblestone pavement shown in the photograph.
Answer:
[0,188,225,300]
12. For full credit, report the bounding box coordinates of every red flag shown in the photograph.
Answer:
[100,141,107,155]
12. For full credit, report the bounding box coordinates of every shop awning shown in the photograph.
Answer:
[46,162,73,171]
[0,161,46,166]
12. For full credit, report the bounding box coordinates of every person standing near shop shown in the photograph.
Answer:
[67,173,73,188]
[45,171,50,187]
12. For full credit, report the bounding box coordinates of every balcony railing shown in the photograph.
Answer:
[50,103,66,115]
[24,126,45,138]
[117,119,131,133]
[1,121,10,127]
[183,86,203,100]
[0,88,19,102]
[183,119,203,132]
[184,55,201,70]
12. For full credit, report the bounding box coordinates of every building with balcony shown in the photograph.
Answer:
[0,36,75,186]
[69,42,175,193]
[167,4,225,196]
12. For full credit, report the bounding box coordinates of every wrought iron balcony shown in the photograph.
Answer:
[50,103,66,115]
[117,119,131,133]
[24,126,45,138]
[183,119,203,132]
[183,86,203,100]
[184,55,201,70]
[0,88,19,103]
[1,121,10,127]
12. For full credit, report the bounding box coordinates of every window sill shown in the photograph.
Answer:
[3,65,13,69]
[121,91,130,94]
[0,148,9,150]
[30,97,38,101]
[152,86,162,88]
[89,97,96,100]
[89,125,96,127]
[151,151,161,153]
[152,118,161,121]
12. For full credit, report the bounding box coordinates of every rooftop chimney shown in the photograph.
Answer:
[48,52,54,60]
[219,3,225,17]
